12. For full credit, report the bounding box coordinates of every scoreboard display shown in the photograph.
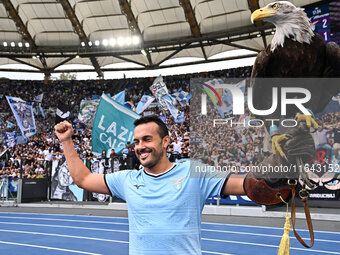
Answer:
[305,1,340,46]
[306,3,330,43]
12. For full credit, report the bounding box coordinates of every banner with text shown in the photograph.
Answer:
[150,75,180,120]
[92,93,140,156]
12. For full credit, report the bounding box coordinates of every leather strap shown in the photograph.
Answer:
[243,172,291,205]
[290,184,314,248]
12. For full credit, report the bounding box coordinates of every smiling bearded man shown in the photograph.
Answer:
[133,118,170,172]
[54,114,250,254]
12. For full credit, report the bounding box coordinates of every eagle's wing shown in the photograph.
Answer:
[324,42,340,78]
[318,42,340,112]
[249,50,276,116]
[250,50,271,84]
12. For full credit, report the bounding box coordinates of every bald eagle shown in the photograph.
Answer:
[250,1,340,156]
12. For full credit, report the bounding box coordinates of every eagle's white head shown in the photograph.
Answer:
[251,1,314,52]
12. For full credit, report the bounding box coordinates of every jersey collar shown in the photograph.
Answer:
[143,163,177,178]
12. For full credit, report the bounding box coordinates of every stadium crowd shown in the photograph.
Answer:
[0,65,339,182]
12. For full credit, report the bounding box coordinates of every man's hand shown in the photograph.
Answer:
[55,121,74,143]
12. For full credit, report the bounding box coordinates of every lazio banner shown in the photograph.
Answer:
[92,94,141,156]
[6,96,36,138]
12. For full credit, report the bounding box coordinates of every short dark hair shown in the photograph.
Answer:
[134,115,169,139]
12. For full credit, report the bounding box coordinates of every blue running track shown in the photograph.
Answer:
[0,212,339,255]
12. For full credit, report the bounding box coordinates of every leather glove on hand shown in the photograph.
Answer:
[243,121,315,205]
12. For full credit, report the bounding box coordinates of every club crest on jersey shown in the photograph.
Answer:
[169,176,185,191]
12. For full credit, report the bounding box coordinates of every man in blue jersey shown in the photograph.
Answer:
[54,116,251,254]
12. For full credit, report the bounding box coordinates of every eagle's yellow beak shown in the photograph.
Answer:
[251,7,277,24]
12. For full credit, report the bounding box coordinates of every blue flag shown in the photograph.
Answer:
[162,94,180,120]
[6,121,16,128]
[159,113,167,124]
[171,90,191,106]
[6,96,36,138]
[6,131,17,147]
[222,80,245,107]
[203,79,245,119]
[92,94,140,156]
[149,76,180,121]
[39,104,45,118]
[113,90,126,105]
[136,95,155,114]
[33,93,44,103]
[174,112,185,123]
[33,104,38,115]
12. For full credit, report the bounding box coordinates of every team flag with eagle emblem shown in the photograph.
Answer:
[6,96,36,138]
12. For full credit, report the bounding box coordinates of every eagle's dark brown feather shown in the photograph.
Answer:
[324,42,340,78]
[251,33,325,79]
[251,33,340,120]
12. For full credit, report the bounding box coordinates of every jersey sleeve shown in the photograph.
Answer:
[104,170,130,200]
[190,161,231,201]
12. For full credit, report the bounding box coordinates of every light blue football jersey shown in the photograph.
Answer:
[105,160,230,255]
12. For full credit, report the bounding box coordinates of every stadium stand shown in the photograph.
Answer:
[0,66,254,179]
[1,65,339,183]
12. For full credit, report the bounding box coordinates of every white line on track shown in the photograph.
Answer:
[0,229,234,255]
[0,216,128,226]
[0,219,338,244]
[201,228,340,243]
[0,218,338,254]
[0,222,338,254]
[202,251,233,255]
[1,212,339,235]
[0,240,102,255]
[0,229,128,244]
[201,222,340,235]
[0,221,128,233]
[0,211,124,220]
[202,238,340,254]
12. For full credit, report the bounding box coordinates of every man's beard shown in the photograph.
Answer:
[137,147,165,169]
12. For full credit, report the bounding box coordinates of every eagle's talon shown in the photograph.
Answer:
[272,134,289,159]
[296,113,318,129]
